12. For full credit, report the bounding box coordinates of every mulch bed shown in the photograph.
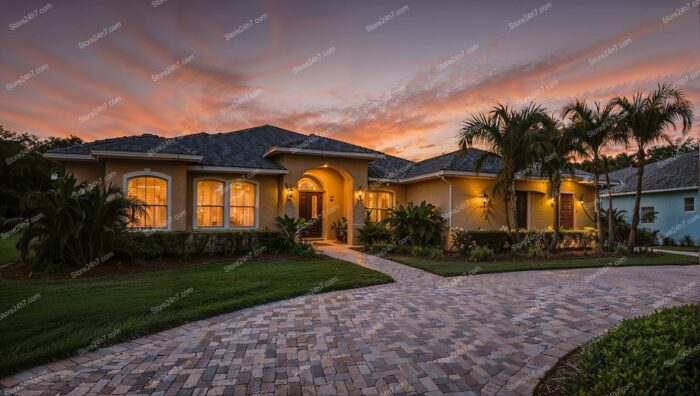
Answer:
[533,348,581,395]
[1,253,312,281]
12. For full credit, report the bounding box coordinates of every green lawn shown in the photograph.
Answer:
[0,258,392,377]
[0,234,22,265]
[654,245,700,252]
[388,253,698,277]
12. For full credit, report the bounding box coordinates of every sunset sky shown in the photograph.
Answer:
[1,0,699,160]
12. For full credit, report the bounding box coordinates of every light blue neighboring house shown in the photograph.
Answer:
[601,151,700,245]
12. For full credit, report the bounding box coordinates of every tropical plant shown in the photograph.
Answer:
[7,174,142,269]
[540,123,580,252]
[382,201,445,248]
[358,215,393,248]
[274,215,306,246]
[459,103,553,242]
[612,84,693,252]
[600,208,628,244]
[330,217,348,242]
[563,100,626,248]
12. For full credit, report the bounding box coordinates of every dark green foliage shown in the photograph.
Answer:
[0,126,83,220]
[680,235,695,247]
[383,201,445,248]
[274,215,306,245]
[124,230,290,261]
[358,215,393,248]
[451,229,597,255]
[554,305,700,395]
[330,217,348,242]
[9,175,142,269]
[468,246,494,262]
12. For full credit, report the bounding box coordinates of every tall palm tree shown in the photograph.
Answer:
[459,103,553,241]
[563,100,624,249]
[612,84,693,253]
[541,123,580,252]
[599,154,617,249]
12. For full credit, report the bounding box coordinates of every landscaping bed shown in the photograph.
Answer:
[386,252,698,276]
[0,258,392,377]
[535,304,700,395]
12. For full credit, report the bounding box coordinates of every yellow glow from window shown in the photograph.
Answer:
[127,176,168,228]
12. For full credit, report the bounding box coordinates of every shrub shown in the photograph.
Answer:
[383,201,445,248]
[680,235,695,247]
[662,236,676,246]
[9,175,143,269]
[636,228,657,247]
[125,230,290,261]
[468,246,494,262]
[525,245,547,259]
[452,228,597,255]
[556,305,700,395]
[430,248,444,260]
[370,241,393,255]
[358,216,393,248]
[614,243,627,257]
[274,215,306,245]
[289,242,317,258]
[410,246,426,257]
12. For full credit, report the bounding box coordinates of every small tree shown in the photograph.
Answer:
[383,201,445,248]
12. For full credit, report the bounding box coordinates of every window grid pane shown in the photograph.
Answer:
[230,182,256,227]
[684,197,694,212]
[196,180,225,227]
[127,176,168,228]
[367,191,393,222]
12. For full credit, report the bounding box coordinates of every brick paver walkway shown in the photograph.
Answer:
[2,246,698,396]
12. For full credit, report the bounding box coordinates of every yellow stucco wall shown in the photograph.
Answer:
[63,161,104,184]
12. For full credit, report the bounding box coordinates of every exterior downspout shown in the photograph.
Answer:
[440,175,452,228]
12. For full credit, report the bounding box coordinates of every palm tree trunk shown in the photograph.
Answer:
[606,172,614,250]
[593,166,603,248]
[510,181,520,243]
[504,194,511,231]
[627,151,645,253]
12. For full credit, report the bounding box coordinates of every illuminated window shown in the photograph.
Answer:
[230,182,256,227]
[196,180,224,227]
[367,191,393,222]
[641,207,655,224]
[298,177,321,191]
[127,176,168,228]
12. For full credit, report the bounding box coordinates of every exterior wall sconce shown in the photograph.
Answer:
[578,195,585,206]
[356,186,364,204]
[481,192,489,208]
[548,197,555,207]
[285,183,294,201]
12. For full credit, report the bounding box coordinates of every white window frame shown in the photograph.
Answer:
[192,178,259,230]
[123,170,172,231]
[684,197,695,213]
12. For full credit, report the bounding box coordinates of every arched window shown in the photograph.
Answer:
[367,191,393,222]
[298,177,321,191]
[230,182,256,227]
[126,176,168,228]
[196,180,225,228]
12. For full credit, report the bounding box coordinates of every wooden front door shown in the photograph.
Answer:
[515,191,528,229]
[299,192,323,238]
[560,193,574,229]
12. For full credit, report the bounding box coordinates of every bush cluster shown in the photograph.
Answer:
[123,230,291,261]
[557,304,699,395]
[451,228,598,255]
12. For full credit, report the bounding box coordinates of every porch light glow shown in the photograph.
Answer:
[481,192,488,208]
[356,186,364,204]
[548,197,555,207]
[286,184,294,201]
[578,195,585,205]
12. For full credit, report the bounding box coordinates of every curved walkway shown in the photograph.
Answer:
[2,247,698,396]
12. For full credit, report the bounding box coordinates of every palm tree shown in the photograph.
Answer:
[612,84,693,253]
[563,100,625,249]
[541,123,580,252]
[459,103,553,241]
[599,154,617,249]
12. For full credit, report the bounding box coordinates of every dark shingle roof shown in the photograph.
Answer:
[270,134,383,155]
[368,155,416,179]
[403,149,503,178]
[607,151,699,193]
[48,134,200,156]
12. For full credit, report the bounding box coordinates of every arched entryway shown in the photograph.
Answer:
[297,176,324,238]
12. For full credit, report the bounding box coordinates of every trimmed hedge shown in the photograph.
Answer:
[122,230,290,260]
[451,228,597,254]
[545,304,700,395]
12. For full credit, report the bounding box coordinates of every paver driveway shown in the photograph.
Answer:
[2,246,698,396]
